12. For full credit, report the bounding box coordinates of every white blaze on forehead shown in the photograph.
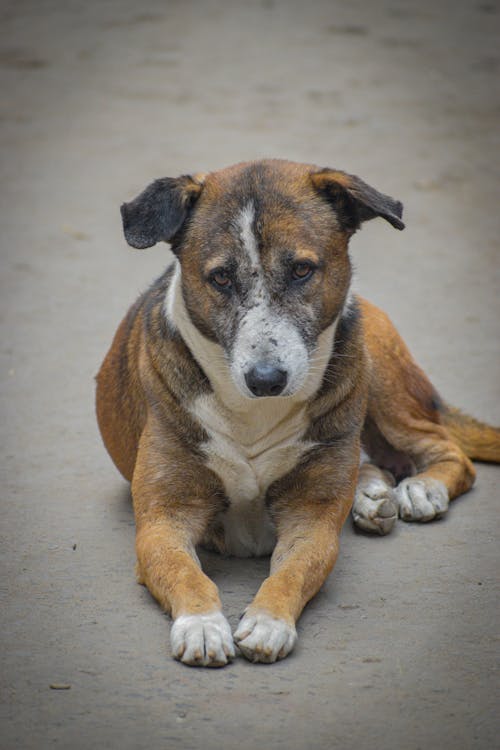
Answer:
[237,202,260,267]
[230,202,344,399]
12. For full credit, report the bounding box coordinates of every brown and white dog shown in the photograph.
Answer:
[96,159,500,667]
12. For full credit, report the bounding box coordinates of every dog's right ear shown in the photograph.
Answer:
[120,175,204,249]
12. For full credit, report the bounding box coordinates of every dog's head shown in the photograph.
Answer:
[121,159,403,399]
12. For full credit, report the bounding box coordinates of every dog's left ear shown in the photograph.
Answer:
[120,174,205,249]
[311,168,404,232]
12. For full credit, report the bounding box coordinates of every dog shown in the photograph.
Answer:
[96,159,500,667]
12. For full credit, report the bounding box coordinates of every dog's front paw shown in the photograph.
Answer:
[396,477,449,522]
[170,612,235,667]
[234,612,297,663]
[352,479,398,535]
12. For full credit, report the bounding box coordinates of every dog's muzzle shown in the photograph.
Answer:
[244,363,288,397]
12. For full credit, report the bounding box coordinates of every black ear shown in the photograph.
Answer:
[120,175,204,249]
[311,168,404,232]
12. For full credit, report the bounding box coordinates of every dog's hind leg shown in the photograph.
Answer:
[361,298,476,523]
[360,415,467,524]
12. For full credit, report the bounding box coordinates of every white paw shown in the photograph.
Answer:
[352,479,398,535]
[170,612,235,667]
[396,477,449,522]
[234,612,297,663]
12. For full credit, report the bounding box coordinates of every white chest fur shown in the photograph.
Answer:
[191,393,313,557]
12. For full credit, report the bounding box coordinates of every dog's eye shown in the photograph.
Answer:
[210,269,232,290]
[291,262,314,282]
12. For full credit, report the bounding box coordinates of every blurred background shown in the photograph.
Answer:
[1,2,499,749]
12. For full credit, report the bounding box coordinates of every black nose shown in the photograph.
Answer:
[245,363,288,397]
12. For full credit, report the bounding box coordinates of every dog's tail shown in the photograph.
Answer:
[440,403,500,462]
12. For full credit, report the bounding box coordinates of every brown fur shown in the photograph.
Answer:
[361,299,477,499]
[439,404,500,463]
[96,159,499,666]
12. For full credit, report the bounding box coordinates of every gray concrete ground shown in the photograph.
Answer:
[1,1,499,748]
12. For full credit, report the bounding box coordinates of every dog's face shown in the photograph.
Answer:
[121,159,403,398]
[176,162,354,399]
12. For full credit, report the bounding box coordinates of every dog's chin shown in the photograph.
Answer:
[242,389,292,401]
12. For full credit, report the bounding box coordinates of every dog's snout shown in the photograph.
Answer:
[245,363,288,397]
